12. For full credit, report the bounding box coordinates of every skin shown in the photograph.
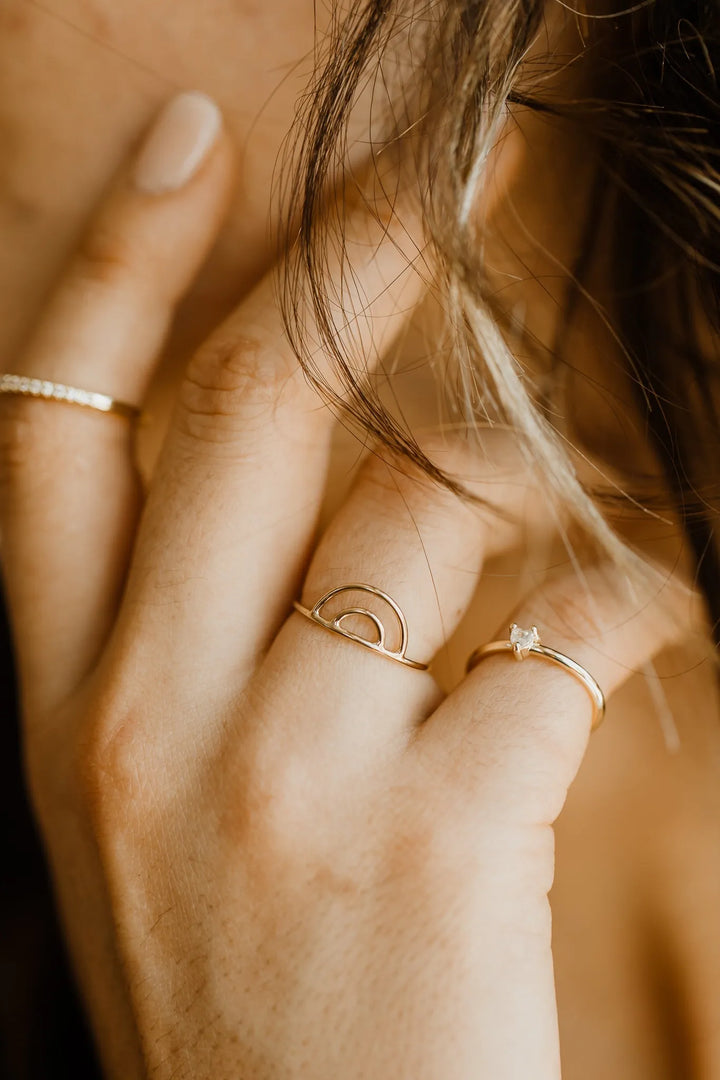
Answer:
[1,3,720,1078]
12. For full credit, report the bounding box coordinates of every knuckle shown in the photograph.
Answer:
[540,586,603,644]
[178,331,298,445]
[73,225,140,290]
[354,454,427,523]
[354,447,459,530]
[356,452,404,498]
[378,810,488,918]
[384,816,455,880]
[219,703,327,872]
[0,405,49,492]
[357,435,465,489]
[223,750,317,866]
[0,400,94,500]
[382,785,479,882]
[73,701,165,829]
[0,398,126,505]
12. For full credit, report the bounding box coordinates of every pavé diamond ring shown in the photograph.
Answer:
[0,374,141,419]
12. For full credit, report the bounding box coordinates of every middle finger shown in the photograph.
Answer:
[116,195,428,687]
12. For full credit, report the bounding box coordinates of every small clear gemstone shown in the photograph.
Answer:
[510,625,538,651]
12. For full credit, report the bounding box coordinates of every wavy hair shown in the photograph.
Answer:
[280,0,720,647]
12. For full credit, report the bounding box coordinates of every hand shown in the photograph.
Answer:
[0,95,701,1080]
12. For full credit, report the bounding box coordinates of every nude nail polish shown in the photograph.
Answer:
[133,91,222,195]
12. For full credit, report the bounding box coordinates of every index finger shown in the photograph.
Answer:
[113,187,431,687]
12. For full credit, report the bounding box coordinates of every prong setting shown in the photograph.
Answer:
[509,623,540,661]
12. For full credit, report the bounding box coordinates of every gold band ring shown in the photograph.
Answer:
[293,584,429,671]
[0,374,141,420]
[466,623,606,732]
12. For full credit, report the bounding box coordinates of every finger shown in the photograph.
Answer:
[250,433,552,767]
[116,180,431,684]
[0,92,235,715]
[416,558,709,827]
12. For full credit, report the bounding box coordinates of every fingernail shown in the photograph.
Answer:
[133,91,222,195]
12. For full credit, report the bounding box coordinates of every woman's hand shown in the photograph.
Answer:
[0,95,701,1080]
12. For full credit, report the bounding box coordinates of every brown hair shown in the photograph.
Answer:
[280,0,720,648]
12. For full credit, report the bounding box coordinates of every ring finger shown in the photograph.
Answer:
[254,432,550,763]
[417,556,708,827]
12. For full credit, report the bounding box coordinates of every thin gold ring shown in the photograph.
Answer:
[466,623,606,732]
[0,374,141,419]
[293,583,429,671]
